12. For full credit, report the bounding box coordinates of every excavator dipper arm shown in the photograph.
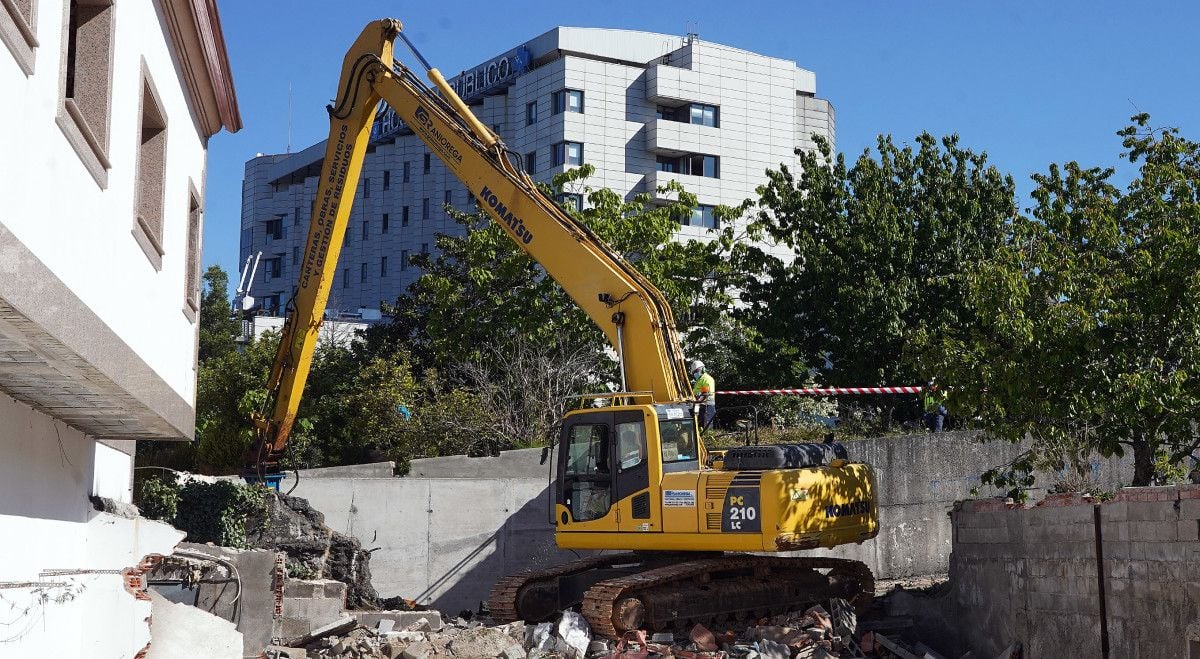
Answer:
[246,20,692,475]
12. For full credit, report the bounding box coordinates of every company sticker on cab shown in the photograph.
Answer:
[663,489,696,507]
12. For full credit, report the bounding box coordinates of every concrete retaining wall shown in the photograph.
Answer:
[940,487,1200,658]
[284,431,1130,614]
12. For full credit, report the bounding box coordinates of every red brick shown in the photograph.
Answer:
[1115,486,1180,502]
[958,498,1022,513]
[1036,492,1094,508]
[1176,484,1200,500]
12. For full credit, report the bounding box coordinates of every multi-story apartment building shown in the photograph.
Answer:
[0,0,238,655]
[242,27,834,315]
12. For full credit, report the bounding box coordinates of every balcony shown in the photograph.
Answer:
[645,169,715,203]
[646,64,716,105]
[647,118,721,156]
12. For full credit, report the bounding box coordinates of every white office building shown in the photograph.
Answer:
[241,27,834,315]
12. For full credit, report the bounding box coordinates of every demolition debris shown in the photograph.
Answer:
[261,596,981,659]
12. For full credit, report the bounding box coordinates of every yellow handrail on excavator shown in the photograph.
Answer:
[245,19,692,475]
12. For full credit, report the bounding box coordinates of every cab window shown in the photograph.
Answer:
[563,423,610,521]
[616,421,646,471]
[565,424,609,475]
[659,419,697,463]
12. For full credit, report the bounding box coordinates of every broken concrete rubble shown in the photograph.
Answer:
[245,491,382,609]
[259,596,969,659]
[146,590,243,658]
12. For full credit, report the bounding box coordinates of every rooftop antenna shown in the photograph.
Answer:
[286,83,294,153]
[684,21,699,44]
[235,251,262,313]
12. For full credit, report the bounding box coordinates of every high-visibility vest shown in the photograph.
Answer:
[922,388,947,412]
[693,372,716,405]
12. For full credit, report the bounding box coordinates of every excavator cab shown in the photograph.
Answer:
[555,401,699,533]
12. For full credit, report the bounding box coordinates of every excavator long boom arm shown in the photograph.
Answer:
[248,20,692,473]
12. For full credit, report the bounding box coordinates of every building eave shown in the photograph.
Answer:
[158,0,241,137]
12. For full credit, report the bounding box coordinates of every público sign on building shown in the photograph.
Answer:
[371,45,532,144]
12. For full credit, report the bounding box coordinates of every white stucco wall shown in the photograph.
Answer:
[0,0,210,402]
[0,392,184,658]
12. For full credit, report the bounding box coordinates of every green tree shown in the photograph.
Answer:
[926,115,1200,487]
[727,134,1016,422]
[198,265,241,362]
[193,331,279,471]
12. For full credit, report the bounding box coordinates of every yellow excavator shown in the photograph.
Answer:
[245,19,879,637]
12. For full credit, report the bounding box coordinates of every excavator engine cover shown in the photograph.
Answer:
[721,443,849,470]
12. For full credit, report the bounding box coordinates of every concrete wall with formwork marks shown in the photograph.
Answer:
[283,462,564,615]
[283,431,1132,614]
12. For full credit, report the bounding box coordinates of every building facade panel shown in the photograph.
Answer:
[241,27,834,315]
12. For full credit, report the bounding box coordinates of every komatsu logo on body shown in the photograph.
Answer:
[825,500,873,518]
[479,186,534,244]
[413,105,462,165]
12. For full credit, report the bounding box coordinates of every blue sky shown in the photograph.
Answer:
[203,1,1199,278]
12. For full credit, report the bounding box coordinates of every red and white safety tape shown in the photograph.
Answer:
[717,386,924,396]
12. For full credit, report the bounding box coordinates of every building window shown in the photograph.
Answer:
[360,262,367,283]
[359,220,368,240]
[264,256,282,282]
[380,256,388,277]
[131,70,168,269]
[557,193,583,212]
[444,189,452,207]
[292,245,299,265]
[403,161,411,182]
[422,198,430,220]
[57,0,115,187]
[362,177,371,198]
[262,294,280,314]
[183,186,202,319]
[689,103,719,127]
[525,101,537,126]
[0,0,38,74]
[264,218,282,241]
[294,205,302,225]
[382,213,390,233]
[685,154,719,178]
[687,205,719,229]
[553,141,583,167]
[423,153,431,174]
[553,89,583,114]
[342,268,349,288]
[402,206,410,227]
[344,227,350,244]
[422,243,429,254]
[401,250,409,271]
[525,150,537,174]
[383,170,391,190]
[658,154,719,178]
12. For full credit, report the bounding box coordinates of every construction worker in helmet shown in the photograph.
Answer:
[690,360,717,431]
[922,378,949,433]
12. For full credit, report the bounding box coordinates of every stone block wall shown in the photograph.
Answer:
[945,486,1200,658]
